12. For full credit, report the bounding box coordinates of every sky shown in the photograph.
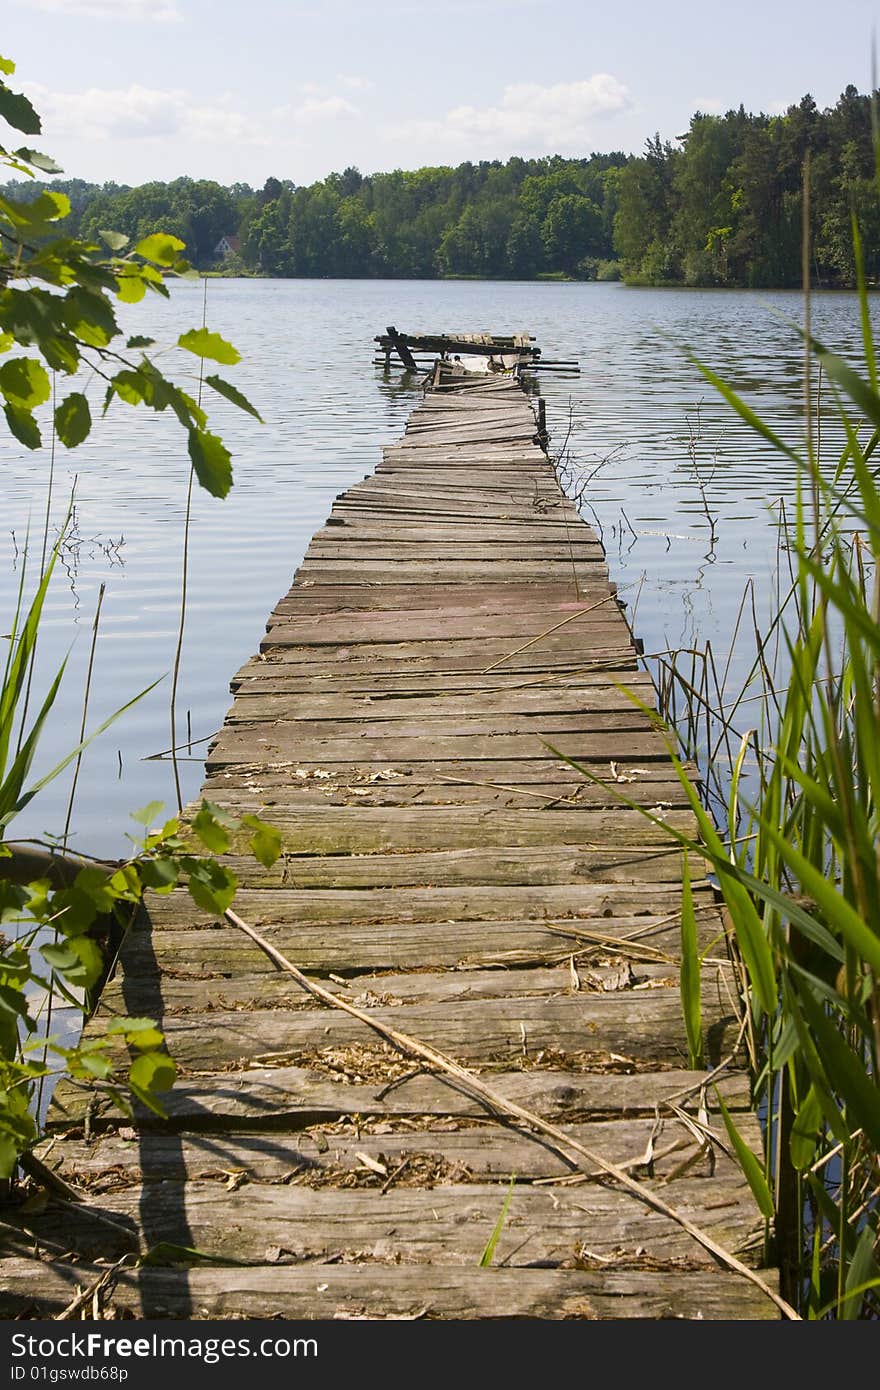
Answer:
[3,0,880,188]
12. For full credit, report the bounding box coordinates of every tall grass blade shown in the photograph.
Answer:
[715,1091,774,1221]
[840,1224,878,1320]
[478,1173,516,1267]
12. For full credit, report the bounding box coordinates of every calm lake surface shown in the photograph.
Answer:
[1,278,868,857]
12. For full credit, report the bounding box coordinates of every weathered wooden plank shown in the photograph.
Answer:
[50,1062,751,1132]
[225,687,654,723]
[141,880,707,929]
[380,451,551,467]
[202,770,690,813]
[201,806,695,851]
[218,712,654,744]
[230,664,646,694]
[86,989,736,1070]
[39,1111,753,1188]
[262,611,627,648]
[113,914,706,977]
[171,845,701,891]
[4,1181,762,1270]
[219,711,645,745]
[303,542,604,561]
[330,498,581,522]
[101,960,715,1017]
[118,899,713,978]
[311,524,603,545]
[241,633,630,668]
[356,479,561,500]
[202,783,692,814]
[402,417,538,437]
[0,1261,779,1321]
[271,582,611,611]
[295,562,601,583]
[102,957,681,1007]
[396,427,539,447]
[206,729,668,770]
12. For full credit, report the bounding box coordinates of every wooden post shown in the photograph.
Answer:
[537,397,547,446]
[386,325,418,372]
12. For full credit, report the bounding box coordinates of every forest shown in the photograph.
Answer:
[4,85,877,287]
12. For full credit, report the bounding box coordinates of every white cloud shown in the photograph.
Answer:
[295,95,359,121]
[20,0,182,21]
[24,83,267,146]
[402,76,633,154]
[335,75,375,93]
[275,79,363,125]
[692,96,725,115]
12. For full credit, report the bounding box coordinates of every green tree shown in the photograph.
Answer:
[505,214,545,277]
[541,192,603,276]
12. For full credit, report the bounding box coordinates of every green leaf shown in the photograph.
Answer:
[4,403,40,449]
[129,1051,176,1094]
[760,819,880,979]
[801,330,880,434]
[62,286,117,349]
[54,391,91,448]
[840,1222,878,1320]
[794,982,880,1148]
[134,233,185,266]
[0,56,15,76]
[138,857,180,892]
[185,860,237,915]
[0,1132,21,1180]
[109,369,145,407]
[0,190,69,229]
[126,335,155,350]
[200,798,236,829]
[131,800,165,826]
[127,1027,164,1051]
[99,228,129,252]
[14,148,62,174]
[790,1084,823,1173]
[191,803,231,854]
[0,83,41,136]
[205,374,263,421]
[187,427,232,499]
[0,356,51,409]
[178,328,240,366]
[76,1051,112,1080]
[114,273,146,305]
[479,1174,516,1266]
[107,1015,161,1036]
[242,814,282,869]
[42,936,103,989]
[715,1091,774,1220]
[1,669,164,832]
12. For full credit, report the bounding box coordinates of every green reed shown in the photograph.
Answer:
[650,213,880,1316]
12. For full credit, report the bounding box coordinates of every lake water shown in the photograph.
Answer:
[1,278,868,858]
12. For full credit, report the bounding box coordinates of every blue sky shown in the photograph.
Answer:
[4,0,879,186]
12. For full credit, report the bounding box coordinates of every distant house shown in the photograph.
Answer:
[213,234,241,258]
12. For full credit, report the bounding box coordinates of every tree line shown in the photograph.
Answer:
[5,85,877,287]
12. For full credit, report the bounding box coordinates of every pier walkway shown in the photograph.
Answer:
[2,354,779,1319]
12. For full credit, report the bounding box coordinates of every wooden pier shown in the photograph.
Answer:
[1,340,780,1319]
